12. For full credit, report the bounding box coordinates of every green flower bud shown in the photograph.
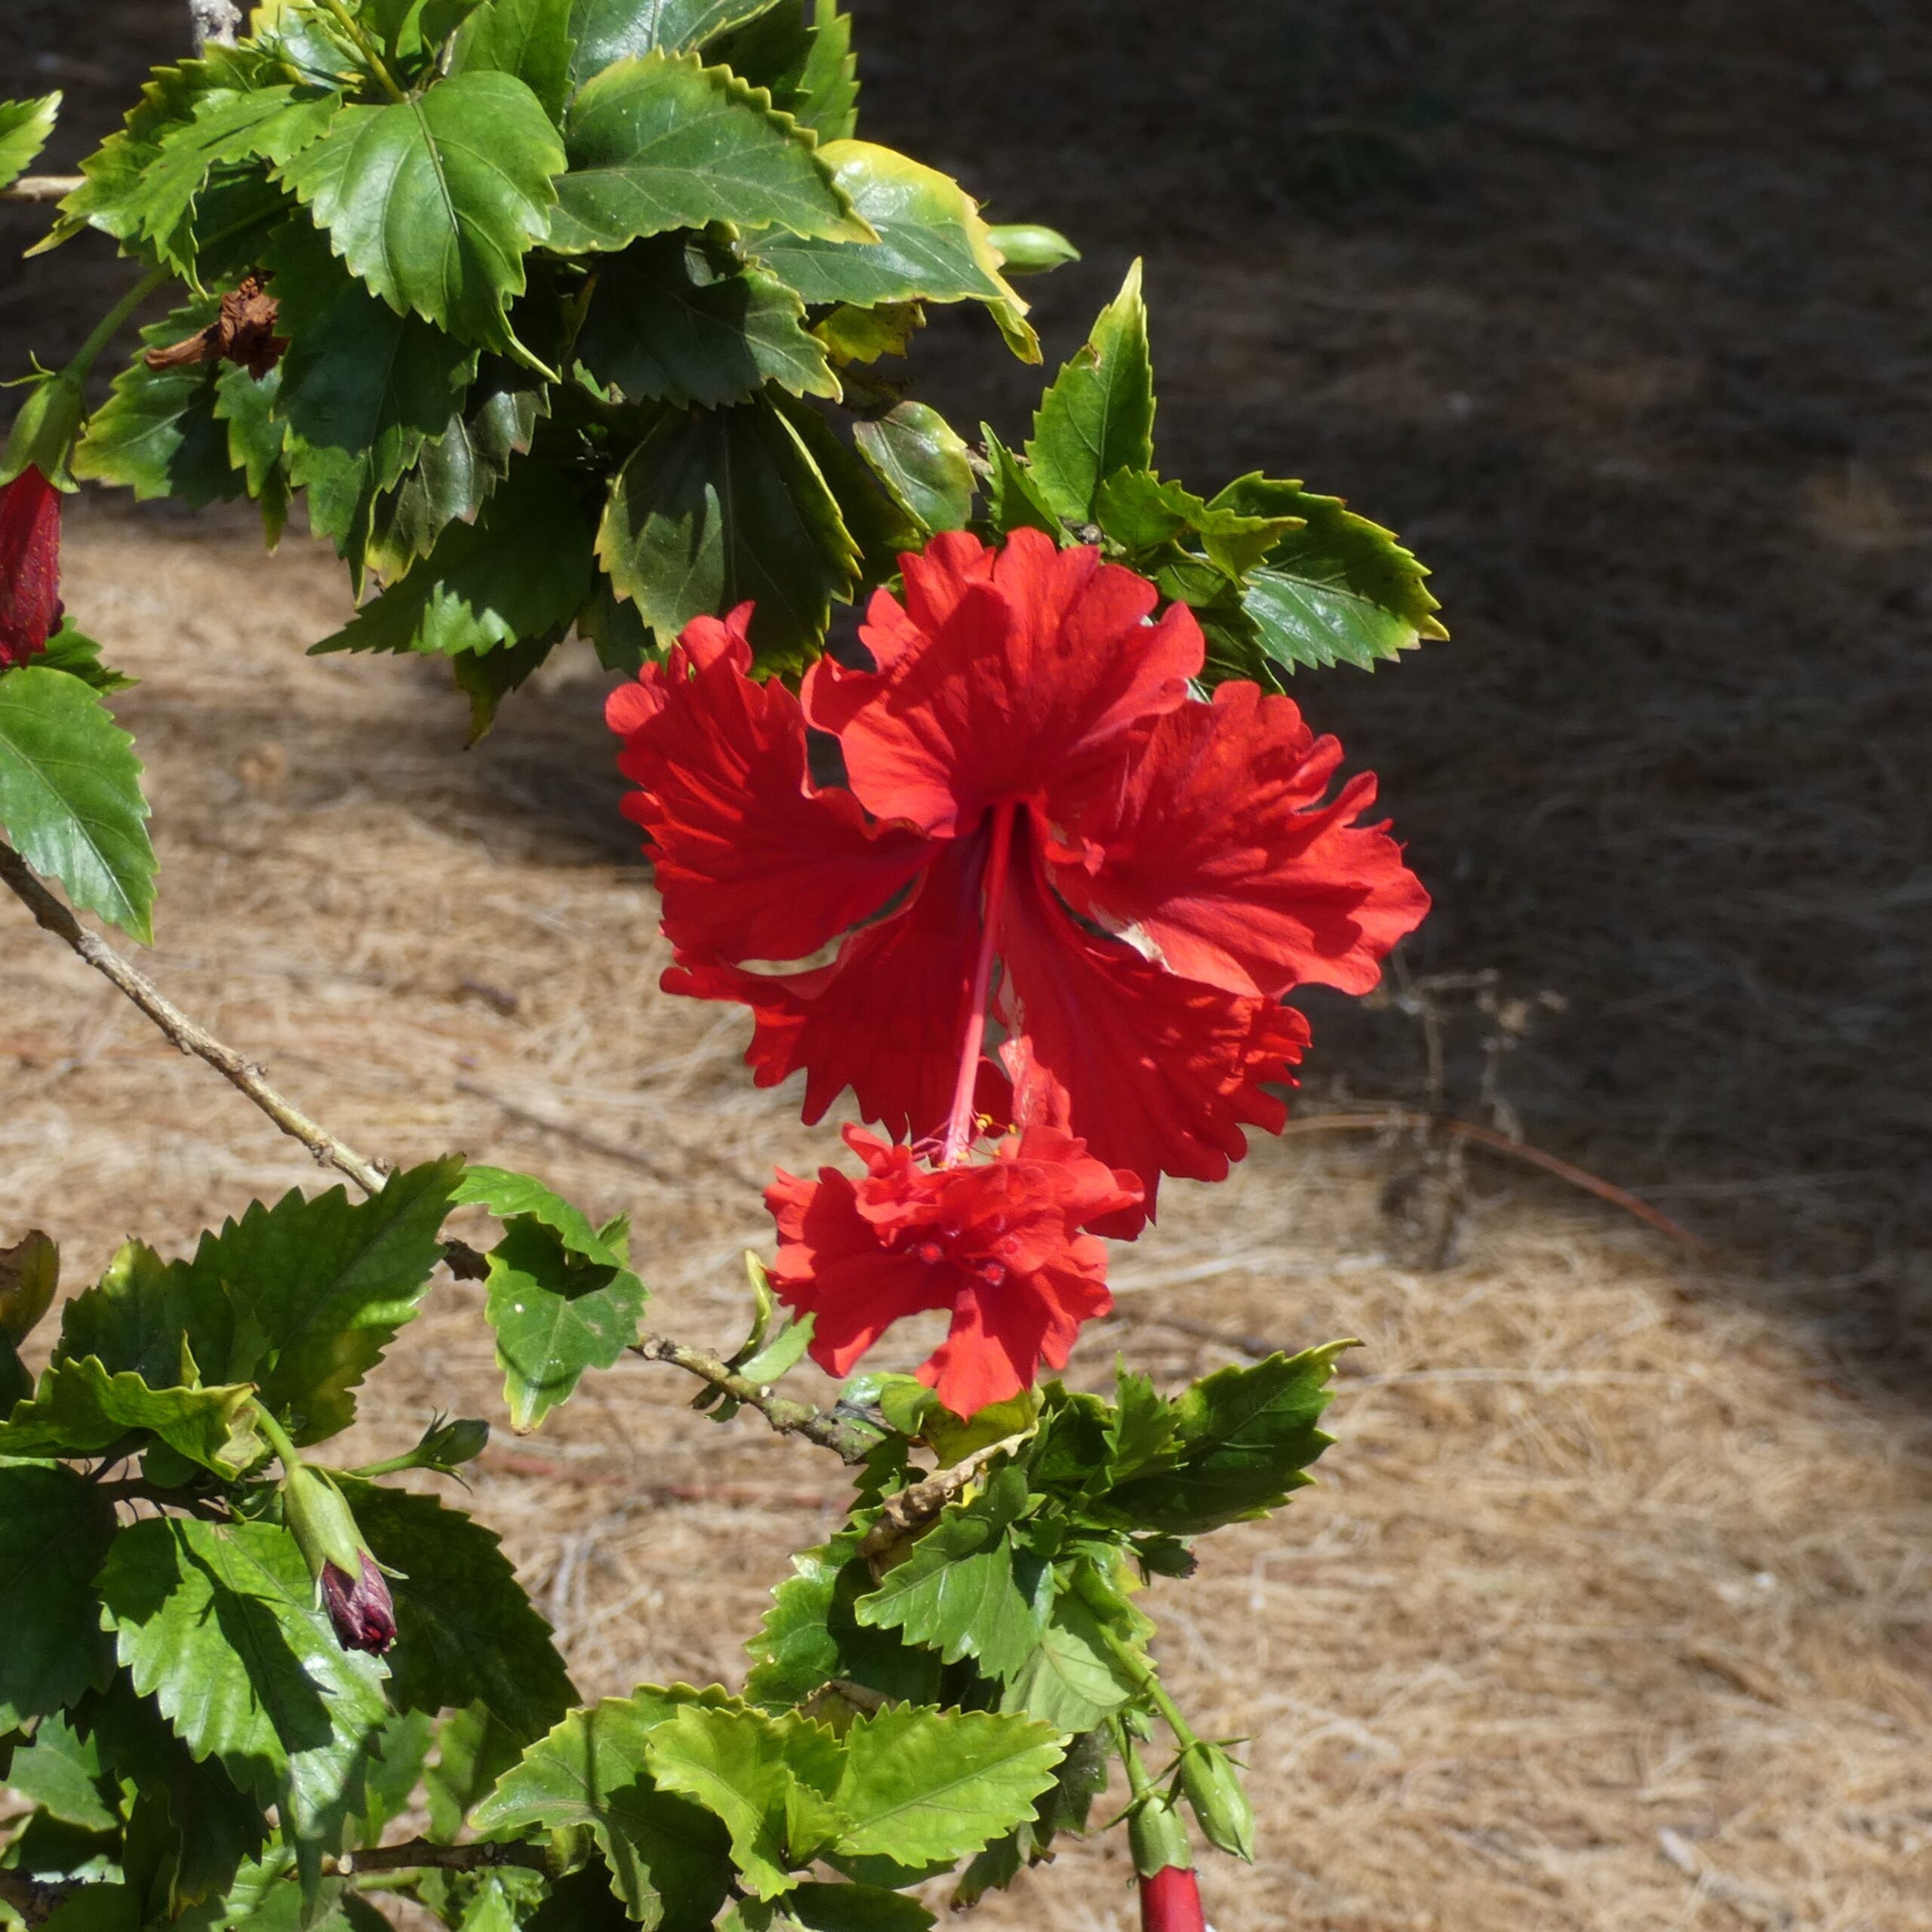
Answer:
[2,370,87,491]
[418,1415,490,1471]
[985,223,1081,275]
[1177,1740,1255,1861]
[281,1462,396,1656]
[1128,1792,1193,1881]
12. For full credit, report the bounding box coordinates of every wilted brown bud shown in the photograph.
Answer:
[319,1552,397,1655]
[144,274,288,380]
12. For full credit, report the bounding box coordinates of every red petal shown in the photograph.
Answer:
[1053,681,1429,998]
[607,605,928,964]
[804,530,1202,838]
[999,823,1311,1231]
[663,835,985,1142]
[0,467,63,668]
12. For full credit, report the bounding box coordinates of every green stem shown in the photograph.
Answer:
[66,268,173,382]
[316,0,409,103]
[254,1404,303,1470]
[343,1449,423,1480]
[1077,1571,1200,1749]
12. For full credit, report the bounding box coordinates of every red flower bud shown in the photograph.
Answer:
[319,1552,397,1655]
[1140,1866,1207,1932]
[0,466,63,668]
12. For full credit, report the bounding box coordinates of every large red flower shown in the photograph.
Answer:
[768,1124,1142,1417]
[0,466,63,669]
[610,530,1428,1226]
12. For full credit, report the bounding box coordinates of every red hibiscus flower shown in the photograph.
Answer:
[0,466,64,668]
[609,529,1427,1227]
[768,1123,1142,1416]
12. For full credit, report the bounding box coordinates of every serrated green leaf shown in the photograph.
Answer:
[0,1356,263,1475]
[770,1885,933,1932]
[72,305,244,507]
[1212,474,1446,673]
[1025,261,1153,524]
[750,142,1025,339]
[211,362,288,500]
[829,1705,1062,1869]
[318,455,596,657]
[706,0,857,143]
[567,0,786,85]
[732,1312,814,1387]
[472,1696,734,1931]
[0,94,60,192]
[597,392,857,671]
[425,1704,526,1841]
[451,0,577,119]
[979,423,1060,539]
[853,1467,1052,1682]
[170,1159,465,1443]
[1104,1366,1178,1482]
[813,301,920,366]
[995,1594,1136,1733]
[547,52,862,256]
[1094,468,1296,580]
[369,356,548,568]
[5,1715,115,1832]
[1098,1345,1346,1533]
[267,219,481,502]
[852,401,973,533]
[277,72,564,352]
[85,1681,266,1909]
[32,626,137,696]
[576,235,836,406]
[771,391,918,585]
[455,1165,620,1262]
[641,1704,821,1900]
[482,1217,647,1432]
[345,1482,575,1740]
[98,1517,390,1897]
[0,666,156,943]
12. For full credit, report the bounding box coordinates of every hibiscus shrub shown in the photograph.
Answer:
[0,6,1442,1930]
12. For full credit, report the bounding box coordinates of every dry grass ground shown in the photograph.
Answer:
[2,515,1927,1930]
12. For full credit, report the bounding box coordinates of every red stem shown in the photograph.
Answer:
[940,801,1018,1164]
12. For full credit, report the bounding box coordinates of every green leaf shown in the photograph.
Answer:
[774,1885,933,1932]
[5,1715,115,1832]
[472,1695,734,1931]
[0,1356,263,1475]
[814,301,921,366]
[642,1703,825,1900]
[425,1704,526,1841]
[170,1159,465,1442]
[277,72,565,352]
[979,423,1061,539]
[267,217,481,500]
[597,393,857,671]
[33,625,137,696]
[317,456,596,658]
[346,1482,576,1740]
[567,0,788,85]
[1213,474,1447,673]
[369,356,548,568]
[0,93,60,192]
[72,306,243,506]
[546,52,863,256]
[1094,469,1296,580]
[852,402,973,533]
[750,142,1026,336]
[771,392,918,585]
[451,0,577,119]
[1104,1367,1178,1483]
[1098,1345,1347,1533]
[0,666,156,944]
[1025,260,1154,524]
[705,1,857,143]
[482,1217,647,1432]
[576,235,836,406]
[85,1681,266,1909]
[829,1705,1063,1869]
[455,1165,620,1261]
[450,633,556,741]
[854,1467,1052,1682]
[98,1518,390,1895]
[995,1594,1136,1733]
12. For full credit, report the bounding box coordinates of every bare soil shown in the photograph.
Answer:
[2,3,1930,1927]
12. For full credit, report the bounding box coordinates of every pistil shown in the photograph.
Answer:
[940,800,1019,1165]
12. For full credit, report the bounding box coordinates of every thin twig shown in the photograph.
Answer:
[337,1840,553,1877]
[632,1336,876,1464]
[1,176,84,204]
[0,841,389,1195]
[857,1431,1030,1564]
[1280,1105,1715,1257]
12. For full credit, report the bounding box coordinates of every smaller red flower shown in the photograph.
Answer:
[318,1552,397,1656]
[1140,1866,1208,1932]
[768,1124,1143,1417]
[0,466,63,669]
